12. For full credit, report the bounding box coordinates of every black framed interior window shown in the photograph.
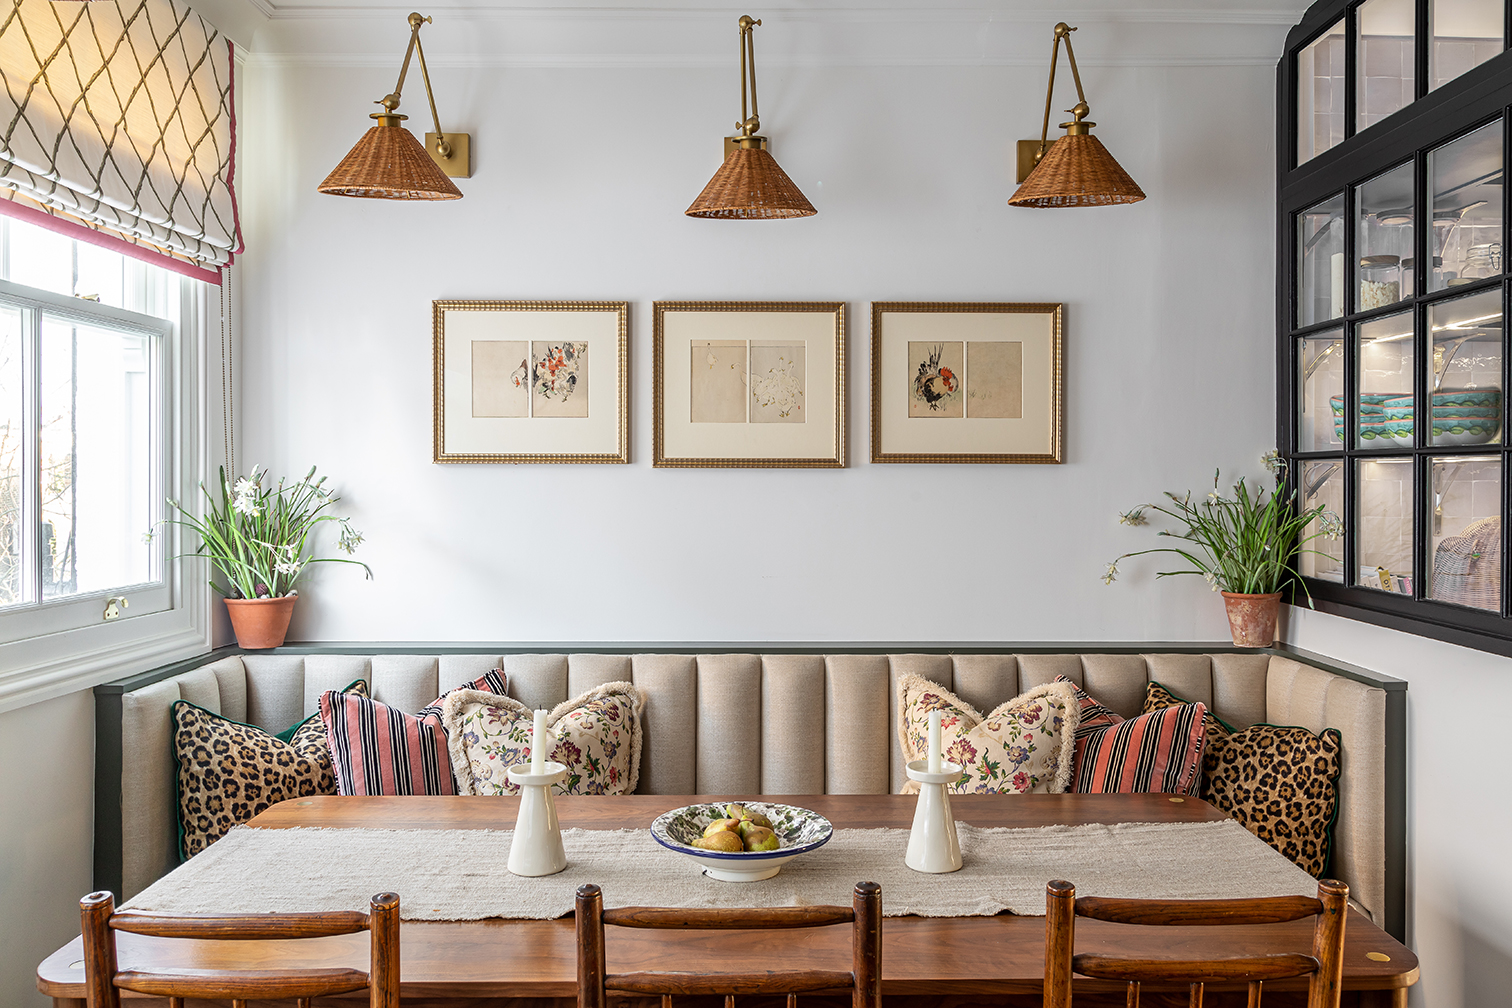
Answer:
[1280,0,1512,654]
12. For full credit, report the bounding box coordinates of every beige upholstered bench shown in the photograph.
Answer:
[94,646,1405,938]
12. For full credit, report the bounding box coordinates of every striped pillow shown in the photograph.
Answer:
[1054,676,1207,795]
[321,669,507,796]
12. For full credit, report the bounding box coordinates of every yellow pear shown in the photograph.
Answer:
[692,830,744,853]
[703,818,741,838]
[741,825,780,852]
[725,803,750,820]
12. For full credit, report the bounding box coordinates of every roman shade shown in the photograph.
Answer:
[0,0,239,278]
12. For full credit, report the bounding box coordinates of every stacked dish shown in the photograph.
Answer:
[1330,389,1501,446]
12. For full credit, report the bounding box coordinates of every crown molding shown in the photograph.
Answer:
[246,50,1278,67]
[250,4,1304,24]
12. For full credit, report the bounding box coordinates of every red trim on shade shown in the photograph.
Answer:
[0,198,222,285]
[225,39,244,256]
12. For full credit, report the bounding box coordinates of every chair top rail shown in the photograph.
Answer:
[115,967,371,999]
[606,970,858,996]
[1074,894,1326,926]
[1071,953,1322,984]
[603,906,856,930]
[109,909,372,939]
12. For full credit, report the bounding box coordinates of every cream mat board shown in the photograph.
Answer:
[125,820,1320,921]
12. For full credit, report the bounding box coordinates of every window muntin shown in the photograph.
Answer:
[1357,162,1416,312]
[1299,193,1348,327]
[1299,18,1349,165]
[1431,0,1505,91]
[1359,0,1418,131]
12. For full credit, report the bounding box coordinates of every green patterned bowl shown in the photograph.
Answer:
[650,801,833,882]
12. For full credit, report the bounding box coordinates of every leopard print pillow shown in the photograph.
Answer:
[1204,722,1343,878]
[173,680,367,860]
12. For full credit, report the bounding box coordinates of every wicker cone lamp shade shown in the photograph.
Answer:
[318,121,462,200]
[686,147,816,219]
[1008,133,1144,207]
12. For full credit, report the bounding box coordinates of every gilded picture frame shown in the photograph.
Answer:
[433,300,630,464]
[870,302,1063,464]
[654,301,847,468]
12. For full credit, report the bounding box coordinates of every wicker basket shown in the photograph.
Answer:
[1431,516,1501,609]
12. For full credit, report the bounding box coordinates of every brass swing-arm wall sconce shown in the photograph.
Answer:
[1009,23,1144,208]
[685,14,816,219]
[319,11,471,200]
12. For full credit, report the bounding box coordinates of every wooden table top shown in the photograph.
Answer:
[37,794,1418,1003]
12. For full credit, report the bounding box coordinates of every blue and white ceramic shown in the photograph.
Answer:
[650,801,833,882]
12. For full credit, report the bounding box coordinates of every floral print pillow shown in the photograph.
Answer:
[441,682,644,796]
[896,675,1080,795]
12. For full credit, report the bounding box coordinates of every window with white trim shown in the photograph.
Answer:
[0,215,194,644]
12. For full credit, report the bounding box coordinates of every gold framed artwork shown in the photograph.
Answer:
[653,301,846,468]
[870,302,1063,464]
[433,300,629,464]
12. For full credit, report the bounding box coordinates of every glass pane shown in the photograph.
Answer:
[1356,309,1416,449]
[1356,457,1416,593]
[1428,454,1501,609]
[1429,288,1503,446]
[8,222,72,297]
[1429,119,1504,293]
[1298,193,1347,327]
[39,315,152,599]
[75,242,126,309]
[1297,18,1347,164]
[1299,330,1345,451]
[1300,460,1346,582]
[1431,0,1504,91]
[1356,162,1414,312]
[0,306,24,607]
[1358,0,1416,131]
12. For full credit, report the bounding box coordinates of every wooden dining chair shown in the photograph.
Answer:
[576,881,882,1008]
[79,889,400,1008]
[1042,878,1348,1008]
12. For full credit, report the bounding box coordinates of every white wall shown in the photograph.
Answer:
[236,11,1285,645]
[1286,607,1512,1008]
[0,689,94,1008]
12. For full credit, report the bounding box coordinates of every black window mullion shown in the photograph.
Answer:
[1346,4,1359,140]
[1418,0,1431,100]
[1503,278,1511,617]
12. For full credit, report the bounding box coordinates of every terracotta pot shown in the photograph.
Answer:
[223,596,296,649]
[1220,591,1282,648]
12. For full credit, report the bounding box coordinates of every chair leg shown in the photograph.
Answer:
[1045,881,1076,1008]
[1248,981,1262,1008]
[1126,981,1139,1008]
[1188,982,1203,1008]
[725,995,735,1008]
[788,995,797,1008]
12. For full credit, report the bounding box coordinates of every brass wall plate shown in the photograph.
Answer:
[426,132,471,178]
[1016,139,1046,183]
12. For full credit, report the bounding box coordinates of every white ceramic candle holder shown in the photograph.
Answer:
[905,758,964,874]
[506,761,568,877]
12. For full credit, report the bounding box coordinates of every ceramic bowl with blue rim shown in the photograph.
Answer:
[650,801,833,882]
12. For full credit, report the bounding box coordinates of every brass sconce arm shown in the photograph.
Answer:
[376,12,454,160]
[737,15,763,138]
[1035,22,1091,160]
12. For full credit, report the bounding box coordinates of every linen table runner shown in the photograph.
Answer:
[125,820,1319,921]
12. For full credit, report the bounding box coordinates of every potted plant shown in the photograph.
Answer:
[1103,455,1341,647]
[149,465,370,648]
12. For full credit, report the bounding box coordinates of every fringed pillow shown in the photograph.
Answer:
[442,681,644,796]
[895,675,1080,795]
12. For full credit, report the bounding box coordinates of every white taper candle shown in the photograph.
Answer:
[928,710,943,773]
[531,709,547,773]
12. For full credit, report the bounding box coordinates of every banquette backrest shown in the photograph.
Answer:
[101,650,1396,935]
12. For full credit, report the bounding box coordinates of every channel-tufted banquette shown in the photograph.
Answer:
[95,648,1405,937]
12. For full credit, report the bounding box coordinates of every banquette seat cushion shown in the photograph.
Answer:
[110,650,1388,928]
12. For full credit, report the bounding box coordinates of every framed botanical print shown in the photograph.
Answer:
[653,301,846,468]
[433,300,629,463]
[870,302,1063,464]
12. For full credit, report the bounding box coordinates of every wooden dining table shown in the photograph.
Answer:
[37,793,1418,1007]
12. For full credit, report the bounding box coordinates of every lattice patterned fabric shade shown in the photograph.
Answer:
[318,122,462,200]
[0,0,239,267]
[1008,134,1146,208]
[686,148,816,219]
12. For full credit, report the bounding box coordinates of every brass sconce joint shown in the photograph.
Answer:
[736,16,764,141]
